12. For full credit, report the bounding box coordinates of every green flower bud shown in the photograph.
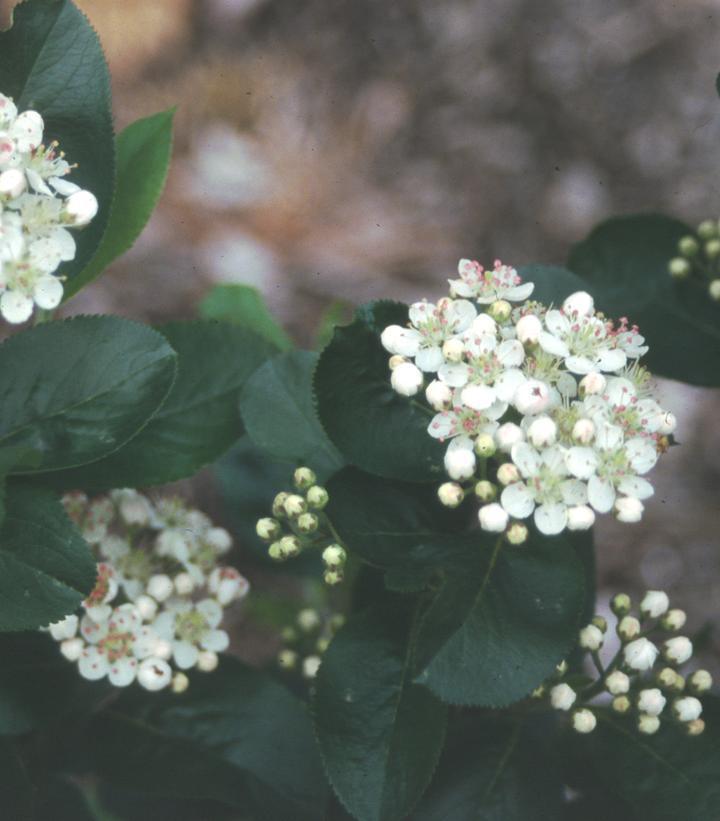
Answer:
[661,608,686,632]
[709,279,720,301]
[272,492,290,518]
[268,541,284,561]
[617,615,641,641]
[612,695,631,714]
[256,517,282,542]
[280,626,297,643]
[474,433,496,458]
[329,614,345,632]
[637,714,660,735]
[678,235,699,257]
[706,238,720,260]
[283,494,307,518]
[316,637,330,654]
[656,667,679,690]
[278,649,298,669]
[668,257,691,279]
[437,482,464,508]
[686,718,706,736]
[279,535,301,558]
[688,669,713,695]
[591,615,608,633]
[324,568,343,586]
[505,522,528,545]
[293,466,317,490]
[306,485,329,510]
[474,480,497,502]
[698,219,718,239]
[322,544,346,568]
[610,592,631,617]
[297,608,320,632]
[297,512,319,534]
[488,299,512,323]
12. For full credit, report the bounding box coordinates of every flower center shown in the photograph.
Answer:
[98,630,133,662]
[176,610,210,644]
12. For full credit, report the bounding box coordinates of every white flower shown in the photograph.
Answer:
[444,436,476,480]
[303,655,322,679]
[624,637,659,671]
[663,636,693,665]
[572,708,597,734]
[550,683,577,711]
[673,696,703,722]
[391,361,423,396]
[477,503,508,533]
[513,379,551,415]
[146,574,174,602]
[605,670,630,695]
[208,566,250,605]
[527,416,557,448]
[449,258,534,303]
[579,624,604,651]
[425,379,452,411]
[638,688,666,717]
[515,313,543,344]
[640,591,670,619]
[153,598,229,670]
[137,657,173,691]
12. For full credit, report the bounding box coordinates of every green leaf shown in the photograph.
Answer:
[568,214,720,386]
[200,284,292,351]
[562,699,720,821]
[415,714,564,821]
[0,316,176,475]
[518,264,588,306]
[315,602,447,821]
[48,321,274,490]
[90,657,328,821]
[0,482,95,631]
[315,300,353,350]
[239,350,344,481]
[0,0,115,281]
[66,108,175,298]
[0,738,33,820]
[413,534,586,707]
[315,302,444,482]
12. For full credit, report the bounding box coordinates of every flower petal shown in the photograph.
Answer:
[501,482,535,518]
[173,640,199,670]
[587,475,615,513]
[534,504,568,535]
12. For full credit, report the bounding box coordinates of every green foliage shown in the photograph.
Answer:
[0,483,95,631]
[315,302,444,482]
[89,657,328,821]
[517,264,587,306]
[0,0,115,281]
[49,321,274,490]
[200,284,293,351]
[568,214,720,386]
[315,602,447,821]
[66,108,175,297]
[0,738,33,820]
[0,316,176,474]
[240,350,344,481]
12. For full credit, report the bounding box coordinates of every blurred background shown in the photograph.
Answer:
[3,0,720,669]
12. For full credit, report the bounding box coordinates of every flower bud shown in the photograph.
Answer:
[612,695,631,714]
[474,433,496,458]
[272,492,290,518]
[496,462,520,486]
[438,482,464,508]
[197,651,219,672]
[388,355,406,369]
[478,503,509,533]
[65,189,98,226]
[391,362,423,396]
[698,219,717,239]
[381,324,404,353]
[555,660,568,677]
[668,257,691,279]
[661,609,686,631]
[624,637,659,671]
[488,299,512,323]
[663,636,693,665]
[174,572,194,596]
[278,649,298,669]
[709,279,720,301]
[60,637,83,662]
[638,714,660,735]
[0,168,26,198]
[515,313,543,345]
[316,637,330,653]
[579,372,606,397]
[563,291,594,317]
[527,416,557,448]
[172,672,189,694]
[297,512,319,534]
[306,486,329,510]
[279,535,302,558]
[474,480,497,502]
[579,624,604,651]
[610,593,631,617]
[505,522,528,545]
[303,655,322,679]
[147,574,173,602]
[678,235,699,257]
[615,496,644,523]
[566,505,595,531]
[550,683,577,711]
[688,669,713,695]
[322,544,346,568]
[514,379,550,415]
[442,338,465,362]
[268,542,284,561]
[137,658,172,691]
[496,422,524,452]
[425,380,453,411]
[135,595,158,622]
[572,708,597,734]
[444,447,476,481]
[605,670,630,695]
[686,718,705,736]
[617,616,641,641]
[293,467,317,490]
[673,696,702,722]
[640,590,670,619]
[638,688,666,717]
[297,608,320,632]
[572,418,595,445]
[656,667,679,690]
[324,569,343,586]
[284,494,307,518]
[706,238,720,259]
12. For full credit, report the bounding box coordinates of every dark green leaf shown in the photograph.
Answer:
[200,284,292,351]
[315,602,447,821]
[49,321,274,490]
[0,483,95,631]
[0,0,115,281]
[90,657,327,821]
[0,738,33,820]
[0,316,176,475]
[66,108,175,297]
[35,777,96,821]
[240,350,344,481]
[413,534,586,707]
[518,264,588,306]
[315,302,444,482]
[568,214,720,386]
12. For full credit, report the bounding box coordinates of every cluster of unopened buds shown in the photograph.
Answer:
[668,219,720,302]
[537,590,711,736]
[46,490,249,693]
[257,467,347,585]
[382,259,676,538]
[0,93,99,323]
[276,607,344,682]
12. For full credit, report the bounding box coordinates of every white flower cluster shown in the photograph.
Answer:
[541,591,711,736]
[277,608,345,682]
[46,490,249,692]
[258,467,347,585]
[0,92,98,323]
[382,258,676,537]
